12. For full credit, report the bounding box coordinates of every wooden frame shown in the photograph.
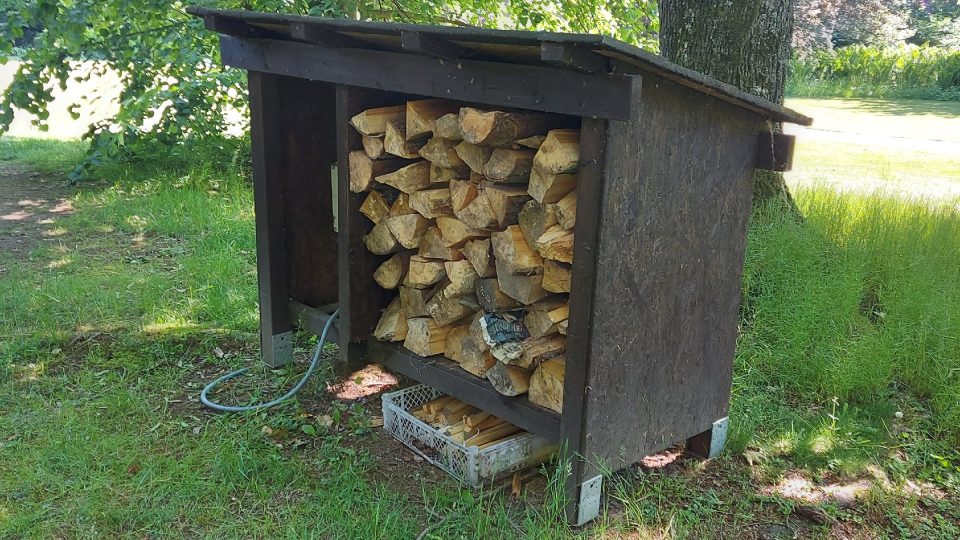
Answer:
[195,8,809,524]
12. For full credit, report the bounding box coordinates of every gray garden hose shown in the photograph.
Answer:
[200,309,339,412]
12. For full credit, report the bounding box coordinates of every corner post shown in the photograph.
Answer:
[249,70,292,368]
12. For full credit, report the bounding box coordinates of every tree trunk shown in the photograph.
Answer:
[660,0,798,210]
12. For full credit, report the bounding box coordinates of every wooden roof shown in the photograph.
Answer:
[189,7,812,126]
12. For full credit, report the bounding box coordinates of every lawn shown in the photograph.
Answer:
[1,98,959,539]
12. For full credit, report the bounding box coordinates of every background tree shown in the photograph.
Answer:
[660,0,797,208]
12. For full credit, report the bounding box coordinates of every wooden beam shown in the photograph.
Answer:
[400,30,466,59]
[219,36,640,121]
[755,132,795,172]
[289,21,374,49]
[540,41,609,73]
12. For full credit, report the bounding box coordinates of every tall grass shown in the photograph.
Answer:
[789,44,960,100]
[740,188,960,439]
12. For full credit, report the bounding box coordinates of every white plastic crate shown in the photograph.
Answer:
[381,384,557,486]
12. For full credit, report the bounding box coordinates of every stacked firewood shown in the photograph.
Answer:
[411,395,524,447]
[350,100,577,414]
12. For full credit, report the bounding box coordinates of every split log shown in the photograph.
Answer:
[430,164,470,184]
[432,112,463,140]
[524,309,559,339]
[403,317,451,357]
[513,135,545,149]
[449,179,479,212]
[389,192,415,216]
[465,423,522,447]
[459,333,497,376]
[529,358,565,413]
[548,304,569,324]
[495,259,550,305]
[537,225,574,263]
[483,184,529,227]
[349,151,409,193]
[556,189,577,230]
[533,129,580,174]
[558,320,568,335]
[443,323,471,363]
[403,255,446,288]
[427,288,474,326]
[376,161,432,193]
[512,335,566,369]
[409,188,453,218]
[454,193,498,230]
[443,259,479,297]
[384,121,426,159]
[458,107,568,147]
[384,214,431,249]
[528,167,576,204]
[350,104,405,136]
[373,297,408,341]
[373,251,411,289]
[418,227,461,260]
[362,134,386,160]
[486,362,532,396]
[475,277,522,311]
[542,260,572,293]
[454,141,494,175]
[482,148,536,183]
[407,99,461,140]
[363,221,401,255]
[400,285,433,318]
[517,200,558,250]
[419,137,466,169]
[436,215,488,247]
[463,238,496,278]
[491,225,543,275]
[359,190,391,224]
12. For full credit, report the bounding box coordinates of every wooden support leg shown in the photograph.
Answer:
[249,70,292,368]
[686,416,729,459]
[570,473,603,526]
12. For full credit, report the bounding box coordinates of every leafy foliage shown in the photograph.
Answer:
[0,0,656,181]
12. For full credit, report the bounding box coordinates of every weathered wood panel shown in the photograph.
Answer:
[578,77,760,476]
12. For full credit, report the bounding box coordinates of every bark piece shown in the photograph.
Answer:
[432,112,463,141]
[362,134,386,160]
[419,137,466,168]
[350,105,405,136]
[373,251,411,289]
[363,221,401,255]
[542,260,572,293]
[454,141,494,175]
[384,214,431,249]
[407,99,461,140]
[376,161,432,193]
[537,225,574,263]
[349,151,409,193]
[409,188,453,218]
[403,317,451,357]
[404,255,447,289]
[528,166,576,204]
[458,107,568,147]
[529,358,565,413]
[463,238,496,278]
[475,277,522,312]
[373,297,408,341]
[495,259,549,305]
[486,362,532,396]
[483,184,530,227]
[533,129,580,174]
[384,120,427,159]
[518,200,558,250]
[359,190,391,224]
[436,215,488,247]
[482,148,536,183]
[491,225,543,275]
[555,189,577,230]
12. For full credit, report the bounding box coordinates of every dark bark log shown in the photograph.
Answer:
[660,0,799,211]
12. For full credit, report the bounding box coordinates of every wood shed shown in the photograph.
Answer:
[190,6,812,525]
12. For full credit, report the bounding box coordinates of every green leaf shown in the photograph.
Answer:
[301,424,317,437]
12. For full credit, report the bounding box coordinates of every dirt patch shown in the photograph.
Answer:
[0,162,76,255]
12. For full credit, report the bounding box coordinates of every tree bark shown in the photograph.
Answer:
[660,0,799,211]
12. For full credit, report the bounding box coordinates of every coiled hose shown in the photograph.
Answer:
[200,309,339,412]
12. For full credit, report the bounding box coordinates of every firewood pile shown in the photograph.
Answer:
[411,395,524,447]
[350,100,577,414]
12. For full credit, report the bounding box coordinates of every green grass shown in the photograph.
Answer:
[0,136,86,173]
[1,128,959,538]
